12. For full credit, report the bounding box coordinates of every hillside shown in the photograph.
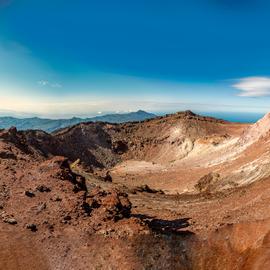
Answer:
[0,110,156,132]
[2,111,270,269]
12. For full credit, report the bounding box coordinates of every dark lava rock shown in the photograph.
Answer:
[131,185,164,194]
[26,223,38,232]
[0,151,17,160]
[25,190,35,198]
[36,185,51,193]
[63,215,72,221]
[103,171,112,182]
[4,218,17,225]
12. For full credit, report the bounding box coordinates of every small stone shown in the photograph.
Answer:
[25,190,35,198]
[36,185,51,193]
[103,171,112,182]
[4,218,17,225]
[26,223,38,232]
[48,224,54,232]
[0,211,7,218]
[63,215,71,221]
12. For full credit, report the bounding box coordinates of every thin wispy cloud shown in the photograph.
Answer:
[233,77,270,97]
[38,80,62,88]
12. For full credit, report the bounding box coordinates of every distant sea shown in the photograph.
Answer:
[197,112,265,123]
[157,111,265,123]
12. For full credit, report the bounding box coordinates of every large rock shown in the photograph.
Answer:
[85,187,132,222]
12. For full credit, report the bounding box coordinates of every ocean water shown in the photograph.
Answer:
[196,112,265,123]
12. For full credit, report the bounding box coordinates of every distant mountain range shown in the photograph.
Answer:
[0,110,156,133]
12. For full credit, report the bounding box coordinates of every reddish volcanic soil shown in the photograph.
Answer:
[1,111,270,269]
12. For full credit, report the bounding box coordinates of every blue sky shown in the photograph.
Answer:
[1,0,270,117]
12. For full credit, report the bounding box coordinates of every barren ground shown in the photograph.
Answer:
[1,111,270,269]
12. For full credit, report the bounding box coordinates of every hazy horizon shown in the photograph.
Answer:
[0,108,265,123]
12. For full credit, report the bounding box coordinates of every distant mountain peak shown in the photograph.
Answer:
[0,110,157,132]
[136,110,147,113]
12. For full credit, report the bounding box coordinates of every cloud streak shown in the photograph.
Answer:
[38,80,62,88]
[233,77,270,97]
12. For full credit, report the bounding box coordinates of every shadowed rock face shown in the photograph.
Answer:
[0,111,230,170]
[1,112,270,269]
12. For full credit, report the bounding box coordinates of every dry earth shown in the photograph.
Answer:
[1,111,270,269]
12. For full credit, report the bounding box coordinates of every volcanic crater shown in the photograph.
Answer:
[1,111,270,269]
